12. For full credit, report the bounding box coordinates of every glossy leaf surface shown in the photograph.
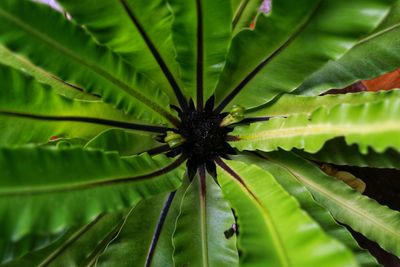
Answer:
[267,152,400,256]
[168,0,232,105]
[217,159,357,267]
[0,63,154,146]
[0,0,177,125]
[297,138,400,170]
[215,0,392,111]
[57,0,184,106]
[233,153,379,266]
[231,97,400,153]
[246,89,400,118]
[0,0,399,265]
[84,129,159,156]
[173,170,239,267]
[0,147,184,241]
[296,1,400,96]
[3,211,127,267]
[97,178,190,267]
[0,45,98,100]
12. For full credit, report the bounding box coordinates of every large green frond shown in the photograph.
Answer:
[0,0,177,125]
[234,154,379,266]
[297,138,400,170]
[0,147,184,243]
[214,0,392,112]
[0,64,164,146]
[296,0,400,96]
[216,159,357,267]
[0,231,64,265]
[2,210,128,266]
[266,152,400,256]
[246,89,400,118]
[84,129,160,157]
[231,97,400,153]
[0,45,98,100]
[173,169,239,267]
[168,0,232,106]
[97,194,174,267]
[97,178,189,267]
[57,0,186,107]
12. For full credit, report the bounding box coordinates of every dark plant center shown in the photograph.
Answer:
[164,97,235,177]
[179,109,229,164]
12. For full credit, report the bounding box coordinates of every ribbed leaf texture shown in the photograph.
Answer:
[231,97,400,153]
[296,137,400,169]
[214,0,392,111]
[0,147,184,242]
[0,0,399,265]
[216,159,357,267]
[0,63,144,146]
[246,89,400,118]
[233,154,379,266]
[0,0,176,125]
[264,152,400,256]
[296,0,400,96]
[173,170,239,267]
[2,210,128,267]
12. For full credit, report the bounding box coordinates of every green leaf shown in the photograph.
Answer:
[216,159,357,267]
[97,194,171,267]
[2,210,128,267]
[296,137,400,169]
[84,129,160,156]
[0,63,163,146]
[0,45,98,100]
[296,0,400,96]
[0,0,177,125]
[97,179,188,267]
[266,151,400,256]
[214,0,392,111]
[230,0,243,15]
[173,169,239,267]
[168,0,232,105]
[246,89,400,118]
[0,146,185,242]
[44,138,88,149]
[233,153,379,266]
[57,0,185,107]
[375,0,400,31]
[230,97,400,153]
[232,0,260,34]
[0,231,65,264]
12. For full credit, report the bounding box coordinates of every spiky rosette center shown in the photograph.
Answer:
[163,97,236,177]
[179,109,229,164]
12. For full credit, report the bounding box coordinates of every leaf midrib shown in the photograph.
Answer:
[199,169,209,267]
[275,160,400,239]
[0,45,100,100]
[91,207,136,267]
[37,214,105,267]
[234,121,400,141]
[0,157,184,196]
[215,1,321,113]
[219,160,291,267]
[83,218,126,267]
[195,0,204,109]
[117,0,187,110]
[0,7,175,123]
[356,22,400,47]
[144,192,176,267]
[231,0,251,30]
[0,110,169,133]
